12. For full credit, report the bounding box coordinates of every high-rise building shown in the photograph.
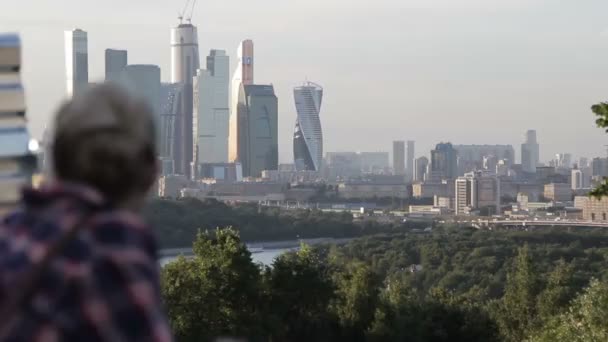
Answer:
[555,153,572,169]
[293,82,323,171]
[453,144,515,173]
[229,40,254,163]
[159,83,183,161]
[392,141,405,176]
[193,50,230,171]
[431,143,458,180]
[407,141,415,181]
[521,130,540,173]
[232,84,278,177]
[170,22,200,178]
[455,171,500,215]
[119,65,161,116]
[592,157,608,177]
[414,156,429,182]
[105,49,127,82]
[572,169,583,190]
[64,29,88,97]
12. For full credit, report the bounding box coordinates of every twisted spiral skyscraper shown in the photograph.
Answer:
[293,82,323,171]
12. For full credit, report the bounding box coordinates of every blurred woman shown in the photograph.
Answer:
[0,84,172,341]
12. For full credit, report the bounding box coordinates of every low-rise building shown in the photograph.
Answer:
[544,183,571,202]
[412,182,449,198]
[158,175,191,198]
[579,196,608,221]
[338,181,408,199]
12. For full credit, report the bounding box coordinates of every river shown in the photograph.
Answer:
[159,237,352,267]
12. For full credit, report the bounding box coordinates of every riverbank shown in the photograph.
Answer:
[158,237,353,258]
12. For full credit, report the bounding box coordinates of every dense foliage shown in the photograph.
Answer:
[161,226,608,341]
[145,198,420,248]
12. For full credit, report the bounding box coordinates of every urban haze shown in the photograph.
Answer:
[3,0,608,163]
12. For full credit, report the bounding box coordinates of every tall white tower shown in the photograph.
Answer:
[193,50,230,169]
[64,29,88,97]
[170,22,200,178]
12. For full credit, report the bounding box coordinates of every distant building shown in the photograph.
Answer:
[171,21,200,178]
[229,40,254,163]
[431,143,458,180]
[571,169,583,190]
[521,130,540,173]
[293,82,323,171]
[453,144,514,173]
[64,29,88,97]
[324,152,361,180]
[407,141,415,181]
[119,64,161,115]
[159,83,184,162]
[262,170,320,184]
[338,181,409,199]
[414,156,429,182]
[393,141,406,176]
[231,84,278,177]
[544,183,571,202]
[359,152,390,174]
[158,174,191,198]
[578,196,608,221]
[104,49,127,82]
[555,153,572,169]
[592,157,608,177]
[455,171,500,215]
[412,181,449,198]
[193,50,230,169]
[198,162,242,182]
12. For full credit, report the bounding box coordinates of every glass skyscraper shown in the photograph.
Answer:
[64,29,88,98]
[293,82,323,171]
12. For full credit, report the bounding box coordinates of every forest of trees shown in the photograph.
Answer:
[161,226,608,341]
[145,198,424,248]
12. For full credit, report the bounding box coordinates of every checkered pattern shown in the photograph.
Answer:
[0,183,173,341]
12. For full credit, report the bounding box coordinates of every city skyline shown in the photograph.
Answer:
[6,0,608,163]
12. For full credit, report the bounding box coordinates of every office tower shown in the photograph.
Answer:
[392,141,406,176]
[483,155,498,173]
[159,83,184,173]
[233,84,278,177]
[521,130,540,173]
[555,153,572,169]
[229,40,254,163]
[170,21,200,177]
[572,169,583,190]
[293,82,323,171]
[579,157,590,168]
[105,49,127,82]
[407,140,415,181]
[455,171,500,215]
[592,157,608,177]
[119,65,161,115]
[453,144,515,173]
[414,156,429,182]
[431,142,458,180]
[193,50,230,172]
[64,29,88,97]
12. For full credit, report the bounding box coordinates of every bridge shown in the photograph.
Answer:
[473,220,608,229]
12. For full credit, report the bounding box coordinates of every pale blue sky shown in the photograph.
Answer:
[2,0,608,163]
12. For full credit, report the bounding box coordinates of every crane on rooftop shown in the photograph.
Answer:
[178,0,198,24]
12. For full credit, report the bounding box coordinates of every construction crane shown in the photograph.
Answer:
[178,0,198,24]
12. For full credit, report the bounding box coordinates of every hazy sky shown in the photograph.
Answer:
[3,0,608,163]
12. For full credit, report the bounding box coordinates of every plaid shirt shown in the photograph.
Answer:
[0,183,173,341]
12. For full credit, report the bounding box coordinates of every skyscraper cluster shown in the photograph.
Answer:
[64,17,317,180]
